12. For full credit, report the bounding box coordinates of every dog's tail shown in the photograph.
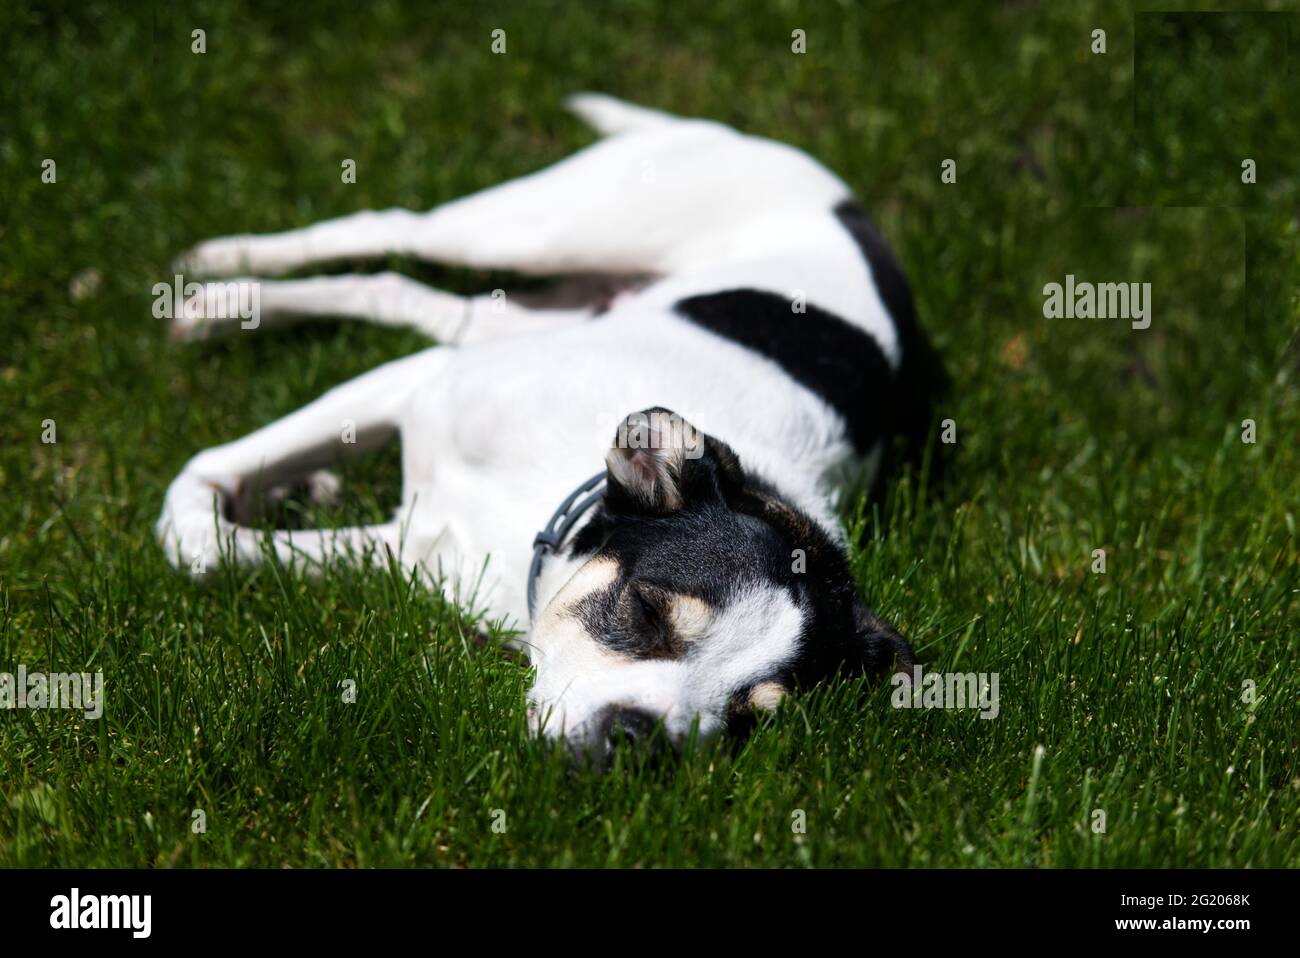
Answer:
[565,93,679,136]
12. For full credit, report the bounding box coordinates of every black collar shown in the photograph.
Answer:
[526,471,606,622]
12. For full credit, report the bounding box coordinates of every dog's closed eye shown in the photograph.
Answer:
[628,586,681,658]
[633,588,661,628]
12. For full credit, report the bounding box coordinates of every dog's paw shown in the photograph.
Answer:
[173,236,252,279]
[155,469,239,577]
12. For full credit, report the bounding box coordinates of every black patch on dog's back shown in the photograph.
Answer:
[832,200,916,335]
[673,289,893,452]
[833,200,947,458]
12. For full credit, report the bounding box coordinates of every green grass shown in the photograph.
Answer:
[2,0,1298,867]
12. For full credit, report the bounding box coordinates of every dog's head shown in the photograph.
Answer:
[527,407,915,758]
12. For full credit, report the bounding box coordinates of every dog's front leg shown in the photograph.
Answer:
[157,349,440,576]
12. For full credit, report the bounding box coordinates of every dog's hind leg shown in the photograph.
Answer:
[176,98,842,280]
[157,349,437,575]
[170,272,594,344]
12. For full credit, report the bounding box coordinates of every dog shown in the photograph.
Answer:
[157,94,928,757]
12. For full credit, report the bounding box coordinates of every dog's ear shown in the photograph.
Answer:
[846,601,917,679]
[604,407,743,514]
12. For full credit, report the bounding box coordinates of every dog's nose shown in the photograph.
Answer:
[599,705,661,749]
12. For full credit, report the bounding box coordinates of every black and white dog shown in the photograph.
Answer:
[158,94,929,756]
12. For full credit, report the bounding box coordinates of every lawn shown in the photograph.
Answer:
[2,0,1297,867]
